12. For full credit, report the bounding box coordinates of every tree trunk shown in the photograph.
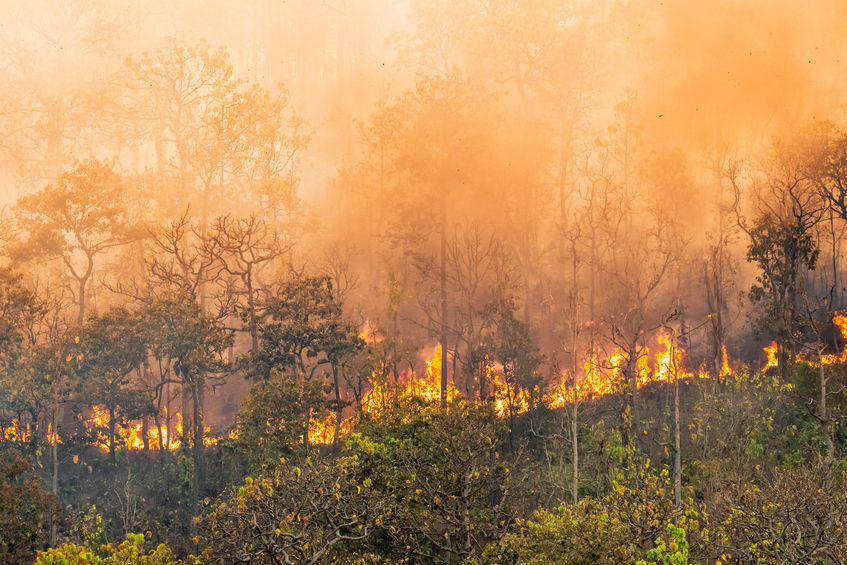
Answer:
[570,238,580,504]
[821,360,834,460]
[440,188,448,410]
[108,406,116,462]
[628,349,640,444]
[50,404,60,545]
[303,405,311,452]
[673,340,682,508]
[77,277,87,326]
[192,379,204,499]
[142,416,150,453]
[332,365,342,447]
[247,269,259,353]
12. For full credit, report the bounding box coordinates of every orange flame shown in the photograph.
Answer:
[361,344,457,415]
[822,314,847,365]
[307,413,351,446]
[493,371,529,418]
[2,419,32,443]
[763,342,778,371]
[550,334,706,406]
[720,345,731,377]
[85,407,190,452]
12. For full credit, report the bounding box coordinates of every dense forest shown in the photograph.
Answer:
[4,1,847,563]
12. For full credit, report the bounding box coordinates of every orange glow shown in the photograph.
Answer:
[720,346,731,377]
[361,344,457,415]
[821,314,847,365]
[549,334,707,407]
[763,342,778,371]
[2,419,32,443]
[307,412,351,446]
[85,407,188,452]
[359,320,383,344]
[47,422,60,446]
[493,372,529,418]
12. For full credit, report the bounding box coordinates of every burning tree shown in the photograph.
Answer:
[728,133,825,379]
[142,292,232,497]
[248,275,363,451]
[70,307,148,461]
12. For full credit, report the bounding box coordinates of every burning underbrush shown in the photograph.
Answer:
[4,314,847,451]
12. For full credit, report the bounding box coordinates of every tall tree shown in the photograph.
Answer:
[729,134,825,378]
[9,160,141,326]
[251,275,362,449]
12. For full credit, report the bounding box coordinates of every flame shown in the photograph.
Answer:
[651,334,676,384]
[359,320,383,344]
[2,419,32,443]
[41,315,847,454]
[763,342,778,370]
[361,344,457,415]
[306,412,357,446]
[720,345,731,377]
[649,333,695,384]
[549,334,704,407]
[85,407,187,452]
[47,422,60,446]
[821,314,847,365]
[493,372,529,418]
[549,353,616,408]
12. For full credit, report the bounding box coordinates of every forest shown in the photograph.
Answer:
[3,1,847,563]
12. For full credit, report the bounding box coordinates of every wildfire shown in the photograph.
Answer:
[549,354,614,407]
[549,334,706,407]
[361,344,458,416]
[493,371,529,418]
[84,407,220,452]
[821,314,847,365]
[2,419,32,443]
[24,314,847,454]
[308,413,352,446]
[720,345,731,377]
[359,319,383,344]
[763,342,778,371]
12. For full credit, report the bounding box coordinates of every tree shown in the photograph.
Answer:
[352,399,525,563]
[125,38,308,220]
[207,214,293,353]
[488,299,544,431]
[70,307,147,461]
[0,0,130,186]
[728,130,829,378]
[591,98,681,441]
[251,275,363,449]
[34,533,182,565]
[0,268,44,380]
[10,160,142,325]
[0,449,58,565]
[383,71,500,408]
[124,37,234,199]
[717,460,847,564]
[142,292,232,498]
[233,370,327,470]
[480,499,637,565]
[199,457,380,565]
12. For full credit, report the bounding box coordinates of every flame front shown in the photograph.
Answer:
[14,315,847,452]
[86,407,187,452]
[361,344,457,417]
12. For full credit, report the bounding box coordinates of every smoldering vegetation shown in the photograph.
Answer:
[4,1,847,564]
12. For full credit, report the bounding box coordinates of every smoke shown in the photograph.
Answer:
[630,0,847,150]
